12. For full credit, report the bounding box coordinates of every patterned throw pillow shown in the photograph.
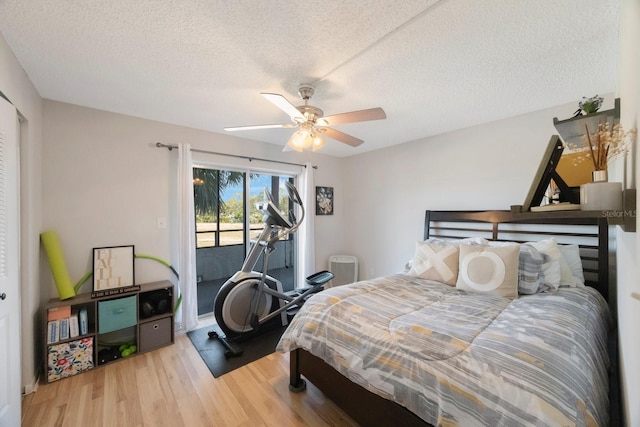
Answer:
[518,244,549,294]
[456,244,519,298]
[407,241,460,285]
[527,238,563,291]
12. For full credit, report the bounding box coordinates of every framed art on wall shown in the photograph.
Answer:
[92,245,137,297]
[316,186,334,215]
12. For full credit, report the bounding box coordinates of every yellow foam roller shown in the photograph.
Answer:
[40,231,76,300]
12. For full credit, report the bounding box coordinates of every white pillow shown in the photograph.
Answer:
[404,237,488,274]
[456,244,519,299]
[558,244,585,287]
[527,238,563,291]
[407,241,460,285]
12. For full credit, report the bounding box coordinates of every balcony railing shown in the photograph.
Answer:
[196,222,293,248]
[195,235,295,284]
[196,223,264,248]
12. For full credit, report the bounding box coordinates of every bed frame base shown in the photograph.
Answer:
[290,348,429,426]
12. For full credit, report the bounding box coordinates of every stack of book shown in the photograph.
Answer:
[530,202,581,212]
[47,306,87,344]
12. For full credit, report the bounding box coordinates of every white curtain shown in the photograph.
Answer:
[296,162,316,288]
[176,143,198,332]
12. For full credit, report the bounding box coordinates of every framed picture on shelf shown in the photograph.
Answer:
[316,186,334,215]
[92,245,136,297]
[521,135,579,212]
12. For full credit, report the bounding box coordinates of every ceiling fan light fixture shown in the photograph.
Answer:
[286,129,310,152]
[311,134,326,151]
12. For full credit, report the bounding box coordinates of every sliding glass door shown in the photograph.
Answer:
[193,167,296,315]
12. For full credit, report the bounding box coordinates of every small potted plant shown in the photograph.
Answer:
[573,95,604,117]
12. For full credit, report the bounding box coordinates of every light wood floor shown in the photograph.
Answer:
[21,319,358,427]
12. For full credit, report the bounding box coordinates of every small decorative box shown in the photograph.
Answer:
[580,181,622,211]
[47,337,94,382]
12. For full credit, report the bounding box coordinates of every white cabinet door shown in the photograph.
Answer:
[0,96,20,427]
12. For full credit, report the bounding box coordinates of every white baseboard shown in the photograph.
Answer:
[22,374,39,396]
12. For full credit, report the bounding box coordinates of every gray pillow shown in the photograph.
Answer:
[518,244,550,294]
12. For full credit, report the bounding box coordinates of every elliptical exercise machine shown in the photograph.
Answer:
[209,181,333,357]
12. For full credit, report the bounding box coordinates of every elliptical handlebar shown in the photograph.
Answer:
[281,181,304,236]
[256,182,305,247]
[286,180,303,206]
[238,182,304,274]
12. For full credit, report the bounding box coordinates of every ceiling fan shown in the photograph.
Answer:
[224,84,386,152]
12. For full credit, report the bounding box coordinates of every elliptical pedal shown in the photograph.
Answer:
[305,270,335,288]
[284,271,335,319]
[208,330,243,358]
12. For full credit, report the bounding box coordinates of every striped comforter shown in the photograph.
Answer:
[276,274,610,426]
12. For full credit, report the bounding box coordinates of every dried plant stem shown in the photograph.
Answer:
[585,124,598,170]
[576,122,636,170]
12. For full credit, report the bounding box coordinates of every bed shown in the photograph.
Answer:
[276,210,619,426]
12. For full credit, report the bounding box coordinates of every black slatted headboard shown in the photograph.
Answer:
[424,210,613,303]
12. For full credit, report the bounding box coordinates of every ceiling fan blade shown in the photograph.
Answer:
[321,107,386,126]
[322,128,364,147]
[261,93,305,122]
[224,123,297,131]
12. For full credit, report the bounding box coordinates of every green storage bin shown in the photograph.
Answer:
[98,295,137,334]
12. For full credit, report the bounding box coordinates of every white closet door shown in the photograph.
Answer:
[0,95,20,427]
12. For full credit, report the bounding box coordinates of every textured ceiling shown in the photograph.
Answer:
[0,0,620,157]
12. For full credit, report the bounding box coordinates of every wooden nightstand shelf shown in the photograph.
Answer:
[43,280,175,383]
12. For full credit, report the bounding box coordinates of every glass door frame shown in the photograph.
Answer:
[192,161,299,284]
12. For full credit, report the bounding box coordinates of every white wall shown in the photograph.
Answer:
[616,0,640,425]
[0,33,43,393]
[41,101,344,297]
